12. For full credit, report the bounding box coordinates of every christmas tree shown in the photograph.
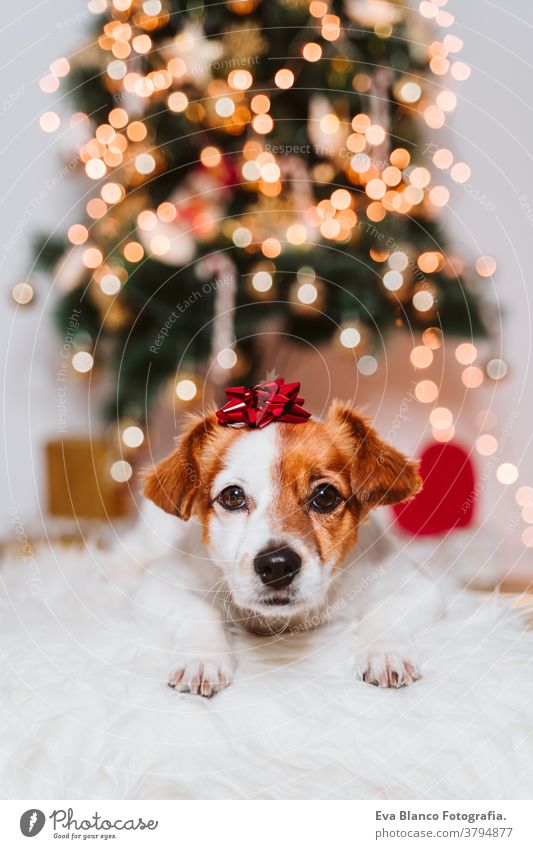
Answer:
[34,0,488,425]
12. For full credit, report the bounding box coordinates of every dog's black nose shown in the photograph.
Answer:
[253,546,302,589]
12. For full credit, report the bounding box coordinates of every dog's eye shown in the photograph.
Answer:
[309,484,342,513]
[217,485,247,511]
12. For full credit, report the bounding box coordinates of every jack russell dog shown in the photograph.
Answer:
[142,391,445,697]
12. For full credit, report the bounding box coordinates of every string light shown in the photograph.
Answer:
[83,247,103,268]
[339,327,361,348]
[433,148,453,169]
[108,108,129,130]
[297,283,318,304]
[411,346,433,368]
[424,105,445,129]
[390,148,410,169]
[455,342,477,364]
[133,34,152,54]
[11,281,34,305]
[107,60,127,80]
[415,380,439,403]
[200,146,221,167]
[476,434,498,456]
[215,97,235,118]
[486,358,508,380]
[216,348,237,369]
[436,90,457,112]
[430,407,453,429]
[443,34,463,53]
[461,366,484,388]
[303,42,322,62]
[176,379,197,401]
[366,124,386,145]
[521,528,533,548]
[286,224,307,245]
[87,198,107,219]
[450,163,470,183]
[422,328,443,349]
[251,95,270,114]
[516,487,533,506]
[357,355,378,375]
[100,274,121,295]
[150,234,170,256]
[496,463,518,485]
[72,351,94,373]
[122,426,144,448]
[252,271,273,292]
[410,167,431,188]
[322,14,341,41]
[274,69,294,89]
[110,460,133,482]
[127,121,147,141]
[40,112,60,133]
[233,227,252,248]
[388,251,409,271]
[331,189,351,210]
[168,92,188,112]
[252,114,273,134]
[86,159,106,179]
[451,61,471,81]
[399,82,421,103]
[412,291,434,311]
[40,75,59,93]
[429,186,449,206]
[228,69,253,90]
[124,242,144,262]
[433,425,455,443]
[522,505,533,522]
[68,225,88,245]
[242,160,261,180]
[158,202,176,222]
[262,238,281,258]
[320,113,340,134]
[383,270,403,291]
[135,153,156,174]
[261,162,280,183]
[366,179,386,200]
[101,182,123,204]
[309,1,327,16]
[419,1,438,18]
[475,256,497,277]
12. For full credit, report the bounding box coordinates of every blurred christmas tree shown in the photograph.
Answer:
[34,0,488,424]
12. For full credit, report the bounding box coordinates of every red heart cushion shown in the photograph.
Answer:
[392,441,476,536]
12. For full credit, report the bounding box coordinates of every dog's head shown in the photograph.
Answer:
[143,401,421,617]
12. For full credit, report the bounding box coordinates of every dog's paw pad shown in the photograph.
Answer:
[168,659,233,697]
[357,651,421,689]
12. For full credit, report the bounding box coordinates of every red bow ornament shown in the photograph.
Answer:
[216,378,311,429]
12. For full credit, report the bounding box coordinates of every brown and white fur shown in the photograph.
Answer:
[142,401,445,696]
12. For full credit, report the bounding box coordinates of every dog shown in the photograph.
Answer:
[142,399,445,696]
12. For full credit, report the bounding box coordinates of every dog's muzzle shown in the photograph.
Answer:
[253,545,302,589]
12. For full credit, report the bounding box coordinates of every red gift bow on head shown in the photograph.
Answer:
[216,379,311,429]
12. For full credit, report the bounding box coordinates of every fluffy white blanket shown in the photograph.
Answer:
[1,537,532,800]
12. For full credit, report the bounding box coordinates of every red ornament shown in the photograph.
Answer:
[392,441,476,536]
[216,378,311,429]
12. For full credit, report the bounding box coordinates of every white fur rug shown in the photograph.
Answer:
[1,537,533,800]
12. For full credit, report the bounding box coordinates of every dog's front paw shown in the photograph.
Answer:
[168,656,234,697]
[355,645,421,689]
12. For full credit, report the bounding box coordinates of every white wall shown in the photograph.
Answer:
[0,0,93,536]
[1,0,532,570]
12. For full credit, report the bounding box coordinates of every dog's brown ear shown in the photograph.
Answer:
[328,401,422,508]
[143,412,219,519]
